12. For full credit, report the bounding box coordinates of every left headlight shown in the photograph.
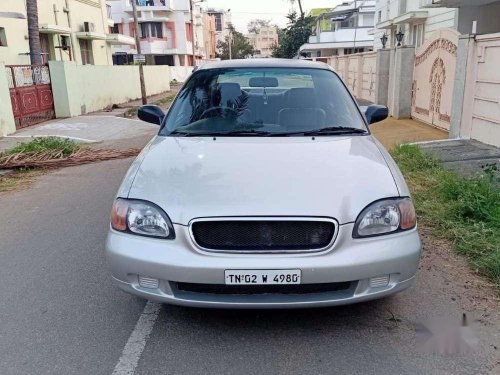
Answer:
[353,198,416,238]
[110,198,175,239]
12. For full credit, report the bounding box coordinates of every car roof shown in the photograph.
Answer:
[196,58,333,71]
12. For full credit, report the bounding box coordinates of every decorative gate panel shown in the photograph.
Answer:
[6,65,55,129]
[411,29,459,131]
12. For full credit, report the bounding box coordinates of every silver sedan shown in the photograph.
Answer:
[106,59,420,308]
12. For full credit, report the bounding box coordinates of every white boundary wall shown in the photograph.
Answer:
[0,63,16,136]
[319,52,377,103]
[49,62,172,118]
[456,33,500,147]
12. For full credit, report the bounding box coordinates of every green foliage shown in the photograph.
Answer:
[216,25,255,60]
[391,144,500,286]
[3,137,80,157]
[272,12,314,59]
[247,19,271,34]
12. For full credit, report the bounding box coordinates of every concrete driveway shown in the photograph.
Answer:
[0,116,499,375]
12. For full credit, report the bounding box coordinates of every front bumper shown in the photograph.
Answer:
[105,223,421,309]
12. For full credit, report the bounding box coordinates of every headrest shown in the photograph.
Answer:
[218,82,241,98]
[249,77,279,87]
[213,82,242,106]
[285,88,317,108]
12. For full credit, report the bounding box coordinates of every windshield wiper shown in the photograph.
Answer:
[282,126,368,136]
[169,129,274,137]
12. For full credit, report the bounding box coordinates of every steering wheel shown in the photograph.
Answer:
[199,106,239,119]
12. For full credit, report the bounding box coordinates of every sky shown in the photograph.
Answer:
[203,0,344,34]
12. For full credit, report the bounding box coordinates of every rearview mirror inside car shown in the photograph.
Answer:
[138,105,165,126]
[364,105,389,125]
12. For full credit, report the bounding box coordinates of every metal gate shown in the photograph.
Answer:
[6,64,55,129]
[411,29,459,131]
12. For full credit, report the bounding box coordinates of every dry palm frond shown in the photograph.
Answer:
[0,148,140,170]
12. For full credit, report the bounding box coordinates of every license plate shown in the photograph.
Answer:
[224,270,301,285]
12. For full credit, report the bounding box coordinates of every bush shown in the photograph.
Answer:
[3,137,80,157]
[391,144,500,286]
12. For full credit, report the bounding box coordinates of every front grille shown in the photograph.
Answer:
[175,282,353,295]
[191,220,336,252]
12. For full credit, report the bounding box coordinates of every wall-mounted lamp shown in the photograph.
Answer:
[380,33,388,49]
[395,28,405,47]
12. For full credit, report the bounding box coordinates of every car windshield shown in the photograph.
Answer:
[161,67,366,136]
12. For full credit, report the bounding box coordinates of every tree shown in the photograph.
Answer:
[288,0,304,18]
[272,11,314,59]
[216,25,254,60]
[26,0,42,65]
[247,19,271,34]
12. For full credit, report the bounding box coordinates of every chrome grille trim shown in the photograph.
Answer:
[188,217,339,254]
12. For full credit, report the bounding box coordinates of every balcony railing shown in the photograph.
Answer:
[419,0,442,7]
[130,0,166,6]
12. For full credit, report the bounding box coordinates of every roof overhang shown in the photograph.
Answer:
[300,40,374,51]
[39,24,71,34]
[376,20,395,30]
[393,11,429,25]
[0,12,26,19]
[106,33,136,45]
[76,32,107,40]
[421,0,499,7]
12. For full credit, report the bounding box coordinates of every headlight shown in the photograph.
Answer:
[110,198,175,239]
[353,198,416,238]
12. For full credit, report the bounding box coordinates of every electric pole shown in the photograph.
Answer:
[131,0,147,104]
[189,0,196,64]
[228,24,232,60]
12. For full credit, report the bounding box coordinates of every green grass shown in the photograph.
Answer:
[391,144,500,286]
[2,137,80,157]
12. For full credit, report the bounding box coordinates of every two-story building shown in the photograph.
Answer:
[0,0,129,66]
[373,0,459,49]
[299,1,376,57]
[420,0,500,35]
[107,0,207,66]
[246,26,279,58]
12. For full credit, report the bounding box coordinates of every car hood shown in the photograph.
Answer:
[127,135,399,225]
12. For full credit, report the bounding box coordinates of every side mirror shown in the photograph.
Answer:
[364,105,389,125]
[138,105,165,125]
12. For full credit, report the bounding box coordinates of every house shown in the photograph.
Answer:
[299,1,376,57]
[246,26,279,58]
[202,12,217,60]
[420,0,500,35]
[206,8,230,45]
[0,0,128,66]
[107,0,206,66]
[373,0,458,49]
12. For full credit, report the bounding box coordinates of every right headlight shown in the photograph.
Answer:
[353,198,416,238]
[110,198,175,239]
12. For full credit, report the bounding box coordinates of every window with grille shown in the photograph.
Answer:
[79,39,93,65]
[140,22,163,38]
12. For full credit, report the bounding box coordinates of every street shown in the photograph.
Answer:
[0,121,498,375]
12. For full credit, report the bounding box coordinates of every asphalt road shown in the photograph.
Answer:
[0,136,499,374]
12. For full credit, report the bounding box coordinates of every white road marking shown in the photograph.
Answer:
[112,301,162,375]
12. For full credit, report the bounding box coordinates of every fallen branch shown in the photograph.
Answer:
[0,148,141,170]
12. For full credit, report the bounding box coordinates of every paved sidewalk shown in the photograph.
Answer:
[418,139,500,179]
[0,116,157,153]
[371,117,448,150]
